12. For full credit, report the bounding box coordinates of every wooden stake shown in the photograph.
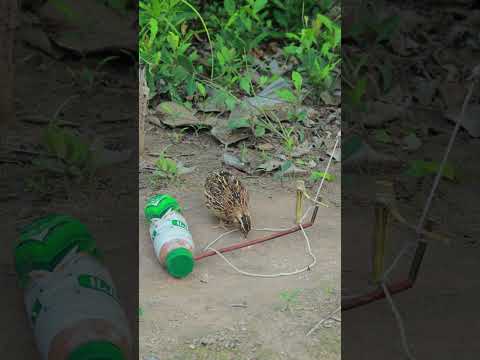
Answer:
[295,180,304,224]
[372,201,390,283]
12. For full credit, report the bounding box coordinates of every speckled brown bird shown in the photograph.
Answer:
[204,170,252,236]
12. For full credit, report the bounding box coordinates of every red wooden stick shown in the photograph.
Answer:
[342,279,413,311]
[194,222,313,261]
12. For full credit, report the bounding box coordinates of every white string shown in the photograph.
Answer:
[378,73,478,360]
[203,131,341,278]
[415,79,476,235]
[382,283,416,360]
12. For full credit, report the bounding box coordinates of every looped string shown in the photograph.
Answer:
[204,131,341,278]
[378,69,479,360]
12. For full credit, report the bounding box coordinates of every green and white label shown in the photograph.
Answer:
[78,274,118,301]
[171,219,187,229]
[149,210,193,261]
[23,253,131,360]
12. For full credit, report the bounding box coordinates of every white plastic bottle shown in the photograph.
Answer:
[15,215,132,360]
[144,194,195,278]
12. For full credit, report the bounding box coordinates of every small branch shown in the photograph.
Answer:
[306,306,341,336]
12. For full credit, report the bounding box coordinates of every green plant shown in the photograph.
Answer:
[68,56,120,92]
[309,171,335,182]
[34,124,95,179]
[153,153,178,179]
[273,159,292,180]
[169,128,189,143]
[284,12,340,90]
[239,142,249,163]
[278,289,301,313]
[404,160,458,182]
[139,0,213,101]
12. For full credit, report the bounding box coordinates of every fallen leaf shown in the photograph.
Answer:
[38,0,136,54]
[257,159,283,172]
[210,124,250,146]
[364,101,403,127]
[155,102,215,128]
[222,153,250,172]
[291,141,312,158]
[445,105,480,138]
[257,143,274,151]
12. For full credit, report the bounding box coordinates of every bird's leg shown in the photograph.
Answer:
[212,219,230,231]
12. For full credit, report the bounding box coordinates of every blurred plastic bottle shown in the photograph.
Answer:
[15,215,132,360]
[144,194,195,278]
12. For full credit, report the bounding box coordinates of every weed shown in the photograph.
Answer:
[310,171,335,183]
[140,0,341,104]
[68,56,120,92]
[34,124,94,180]
[278,289,301,313]
[154,153,178,179]
[239,143,249,163]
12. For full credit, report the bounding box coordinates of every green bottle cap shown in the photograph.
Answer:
[165,248,194,278]
[15,215,98,287]
[68,341,125,360]
[144,194,181,221]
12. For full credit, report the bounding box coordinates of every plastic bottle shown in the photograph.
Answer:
[144,194,195,278]
[15,215,132,360]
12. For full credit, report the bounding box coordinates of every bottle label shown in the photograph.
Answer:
[24,252,131,360]
[149,210,194,262]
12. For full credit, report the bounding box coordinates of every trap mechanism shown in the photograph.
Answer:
[194,180,326,262]
[343,180,452,311]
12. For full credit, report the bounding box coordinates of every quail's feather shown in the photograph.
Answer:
[204,170,252,235]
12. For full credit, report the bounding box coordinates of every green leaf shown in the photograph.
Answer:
[148,18,158,47]
[239,76,251,94]
[259,75,269,87]
[276,88,297,103]
[178,55,194,73]
[378,63,393,92]
[376,15,400,43]
[167,32,179,51]
[228,118,251,129]
[224,0,236,15]
[273,160,293,180]
[309,171,335,182]
[292,71,303,92]
[283,45,301,56]
[253,0,268,14]
[196,82,206,97]
[254,125,266,137]
[374,129,392,144]
[342,135,364,161]
[404,160,457,181]
[186,77,196,97]
[155,156,177,175]
[225,96,237,111]
[349,77,367,106]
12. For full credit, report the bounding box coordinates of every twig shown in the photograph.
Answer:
[306,306,341,336]
[230,303,248,308]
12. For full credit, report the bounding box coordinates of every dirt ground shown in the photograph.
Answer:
[341,0,480,358]
[342,136,480,359]
[139,128,341,360]
[2,38,139,357]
